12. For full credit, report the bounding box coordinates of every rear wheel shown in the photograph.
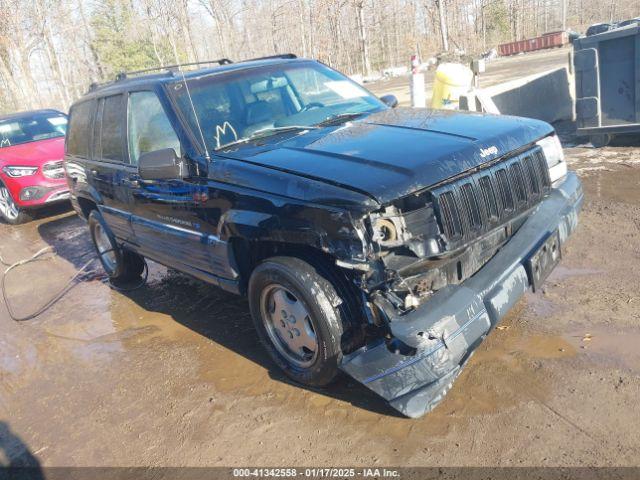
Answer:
[0,183,32,225]
[590,133,613,148]
[248,256,353,387]
[88,210,145,283]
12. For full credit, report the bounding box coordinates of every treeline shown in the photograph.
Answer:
[0,0,638,114]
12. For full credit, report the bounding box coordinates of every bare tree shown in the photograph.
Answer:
[1,0,638,113]
[436,0,449,51]
[353,0,372,77]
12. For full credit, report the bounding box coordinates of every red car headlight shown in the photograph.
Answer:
[2,166,38,177]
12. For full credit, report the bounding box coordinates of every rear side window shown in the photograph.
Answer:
[67,101,94,157]
[94,95,125,162]
[127,91,180,166]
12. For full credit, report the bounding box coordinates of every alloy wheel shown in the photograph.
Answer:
[0,185,19,221]
[260,284,319,368]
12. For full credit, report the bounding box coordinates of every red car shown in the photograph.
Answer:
[0,109,70,224]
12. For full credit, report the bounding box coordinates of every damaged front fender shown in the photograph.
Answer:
[211,156,379,266]
[341,172,584,418]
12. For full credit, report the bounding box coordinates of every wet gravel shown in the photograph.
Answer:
[1,144,639,467]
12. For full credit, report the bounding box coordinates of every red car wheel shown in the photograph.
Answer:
[0,182,31,225]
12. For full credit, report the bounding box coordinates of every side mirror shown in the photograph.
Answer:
[138,148,185,180]
[380,94,398,108]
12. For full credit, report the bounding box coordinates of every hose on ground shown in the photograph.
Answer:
[1,246,148,322]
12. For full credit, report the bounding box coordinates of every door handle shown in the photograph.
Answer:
[91,169,98,176]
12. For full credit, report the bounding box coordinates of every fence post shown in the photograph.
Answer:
[410,54,426,108]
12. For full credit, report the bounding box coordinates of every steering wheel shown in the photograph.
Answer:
[300,102,324,112]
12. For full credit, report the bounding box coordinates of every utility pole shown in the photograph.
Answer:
[561,0,568,30]
[436,0,449,52]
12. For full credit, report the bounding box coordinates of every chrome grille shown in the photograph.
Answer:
[432,146,550,248]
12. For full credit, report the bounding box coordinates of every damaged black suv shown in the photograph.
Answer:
[64,55,583,418]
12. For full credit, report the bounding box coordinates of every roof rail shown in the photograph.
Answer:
[86,55,296,93]
[240,53,297,63]
[115,58,234,81]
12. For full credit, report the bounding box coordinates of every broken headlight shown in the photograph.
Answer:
[536,134,567,183]
[371,210,401,246]
[369,202,442,257]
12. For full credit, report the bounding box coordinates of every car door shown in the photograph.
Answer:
[90,94,136,243]
[125,90,222,276]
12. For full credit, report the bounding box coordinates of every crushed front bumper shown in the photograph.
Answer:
[341,172,583,418]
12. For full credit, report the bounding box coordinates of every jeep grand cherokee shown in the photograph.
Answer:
[64,55,583,418]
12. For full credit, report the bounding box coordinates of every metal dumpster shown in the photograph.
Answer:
[573,24,640,146]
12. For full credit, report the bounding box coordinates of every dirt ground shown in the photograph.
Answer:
[366,47,570,106]
[1,49,639,468]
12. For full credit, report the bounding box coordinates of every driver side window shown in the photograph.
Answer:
[127,91,181,166]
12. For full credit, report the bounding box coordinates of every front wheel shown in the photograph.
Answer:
[88,210,145,283]
[248,256,349,387]
[0,183,32,225]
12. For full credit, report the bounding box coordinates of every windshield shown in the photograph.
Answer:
[0,113,67,148]
[169,61,385,152]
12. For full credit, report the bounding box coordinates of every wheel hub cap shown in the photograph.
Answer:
[261,285,318,368]
[0,186,19,220]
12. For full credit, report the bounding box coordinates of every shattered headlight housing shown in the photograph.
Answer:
[371,217,398,243]
[2,166,38,177]
[536,134,567,183]
[369,203,442,257]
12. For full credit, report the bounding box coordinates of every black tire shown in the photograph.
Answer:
[0,182,32,225]
[88,210,145,283]
[590,133,613,148]
[248,256,351,387]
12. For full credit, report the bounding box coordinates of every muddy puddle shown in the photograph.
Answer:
[0,211,582,425]
[434,308,575,417]
[590,168,640,204]
[572,162,640,204]
[546,265,605,283]
[180,292,583,430]
[562,326,640,373]
[2,257,583,444]
[2,194,640,467]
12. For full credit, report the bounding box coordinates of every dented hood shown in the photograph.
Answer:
[218,108,553,204]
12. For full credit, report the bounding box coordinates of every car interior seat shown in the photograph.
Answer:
[243,100,275,137]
